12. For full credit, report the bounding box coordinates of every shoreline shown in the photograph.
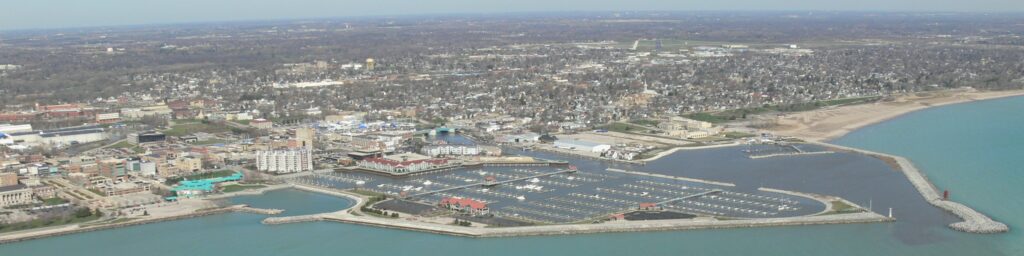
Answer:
[639,142,741,162]
[0,204,284,245]
[769,89,1024,142]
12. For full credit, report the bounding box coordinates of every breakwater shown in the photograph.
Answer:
[814,142,1009,234]
[318,211,891,238]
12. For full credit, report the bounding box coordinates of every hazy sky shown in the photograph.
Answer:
[3,0,1024,30]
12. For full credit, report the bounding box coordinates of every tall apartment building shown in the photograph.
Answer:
[256,150,313,174]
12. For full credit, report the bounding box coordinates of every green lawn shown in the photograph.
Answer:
[686,96,883,123]
[599,122,654,134]
[723,131,756,139]
[42,197,69,205]
[108,141,132,149]
[822,200,864,215]
[0,209,102,233]
[87,188,106,197]
[164,121,230,136]
[221,184,266,193]
[190,138,232,145]
[628,119,661,127]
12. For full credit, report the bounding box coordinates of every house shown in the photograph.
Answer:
[638,202,662,211]
[439,197,490,216]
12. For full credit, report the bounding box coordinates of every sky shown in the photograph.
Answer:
[2,0,1024,30]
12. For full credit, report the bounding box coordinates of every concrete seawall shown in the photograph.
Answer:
[318,211,891,238]
[814,142,1009,234]
[0,205,283,245]
[262,215,323,225]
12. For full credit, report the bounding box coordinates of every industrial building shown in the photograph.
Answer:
[128,132,167,145]
[5,125,106,147]
[256,150,313,174]
[554,139,611,153]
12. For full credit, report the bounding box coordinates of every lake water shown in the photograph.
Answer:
[2,96,1022,255]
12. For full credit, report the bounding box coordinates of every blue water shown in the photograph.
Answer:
[2,96,1023,255]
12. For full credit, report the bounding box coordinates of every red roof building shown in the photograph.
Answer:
[439,197,489,216]
[638,202,662,211]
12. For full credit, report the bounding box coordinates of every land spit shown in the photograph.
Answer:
[813,142,1009,234]
[277,184,892,238]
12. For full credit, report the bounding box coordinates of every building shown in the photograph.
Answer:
[421,144,480,157]
[97,159,127,179]
[351,134,404,153]
[7,125,107,147]
[256,150,313,174]
[500,132,540,143]
[0,172,17,187]
[0,124,32,134]
[0,185,33,207]
[365,58,376,70]
[438,197,489,216]
[120,104,172,120]
[128,131,166,145]
[638,202,663,211]
[554,139,611,153]
[250,119,273,129]
[175,156,203,173]
[659,117,714,131]
[97,181,151,196]
[95,113,121,124]
[295,127,315,149]
[357,153,451,174]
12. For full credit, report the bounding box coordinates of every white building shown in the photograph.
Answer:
[554,139,611,153]
[0,124,32,134]
[256,150,313,174]
[421,144,480,157]
[0,186,34,207]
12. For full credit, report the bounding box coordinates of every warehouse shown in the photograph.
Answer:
[553,139,611,153]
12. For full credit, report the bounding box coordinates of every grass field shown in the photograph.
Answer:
[599,122,656,134]
[0,209,101,234]
[686,96,883,123]
[822,200,865,215]
[42,197,69,205]
[164,120,230,136]
[190,138,232,145]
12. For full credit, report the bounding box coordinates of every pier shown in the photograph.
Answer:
[405,169,577,198]
[605,168,735,187]
[656,189,723,205]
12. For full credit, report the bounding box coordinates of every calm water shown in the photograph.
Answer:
[2,96,1022,255]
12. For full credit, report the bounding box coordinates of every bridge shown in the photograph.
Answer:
[405,169,577,198]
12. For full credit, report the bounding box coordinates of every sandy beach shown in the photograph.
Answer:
[767,88,1024,142]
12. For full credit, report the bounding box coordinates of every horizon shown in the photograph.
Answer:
[3,10,1024,33]
[4,0,1024,31]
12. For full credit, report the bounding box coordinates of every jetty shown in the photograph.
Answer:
[813,142,1008,234]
